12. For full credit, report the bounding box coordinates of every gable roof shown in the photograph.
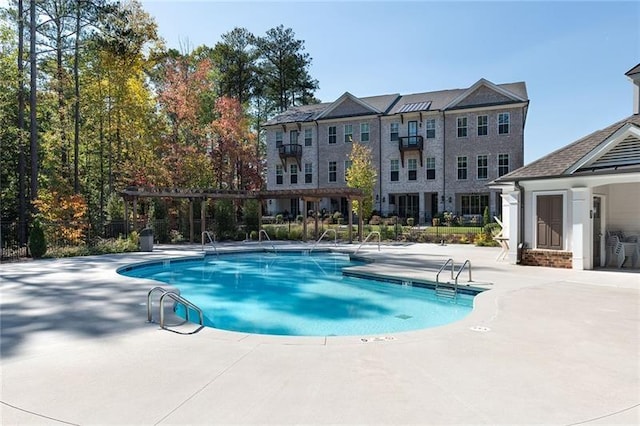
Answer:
[264,80,528,126]
[625,63,640,77]
[494,114,640,182]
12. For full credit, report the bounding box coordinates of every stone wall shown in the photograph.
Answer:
[521,249,573,268]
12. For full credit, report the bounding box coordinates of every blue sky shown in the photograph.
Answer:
[142,1,639,163]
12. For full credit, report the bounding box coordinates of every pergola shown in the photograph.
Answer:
[119,187,365,243]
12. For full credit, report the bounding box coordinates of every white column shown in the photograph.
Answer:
[501,191,519,264]
[571,187,591,270]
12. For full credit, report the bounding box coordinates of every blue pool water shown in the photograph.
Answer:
[120,251,475,336]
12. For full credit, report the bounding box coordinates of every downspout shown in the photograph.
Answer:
[442,111,446,213]
[378,115,383,213]
[515,180,525,264]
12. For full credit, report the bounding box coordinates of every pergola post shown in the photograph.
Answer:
[358,197,363,242]
[189,199,194,243]
[314,200,319,239]
[302,197,308,241]
[124,197,129,236]
[201,198,206,245]
[132,196,138,232]
[257,198,263,238]
[347,198,353,244]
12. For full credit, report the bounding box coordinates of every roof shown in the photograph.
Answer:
[264,80,528,126]
[494,114,640,182]
[625,63,640,77]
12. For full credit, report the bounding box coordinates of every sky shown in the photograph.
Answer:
[138,0,639,164]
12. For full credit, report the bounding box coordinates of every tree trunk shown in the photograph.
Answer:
[17,0,27,243]
[29,0,38,204]
[73,1,81,193]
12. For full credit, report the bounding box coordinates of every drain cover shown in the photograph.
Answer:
[360,336,396,343]
[395,314,412,320]
[470,326,491,333]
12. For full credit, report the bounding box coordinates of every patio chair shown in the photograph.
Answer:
[610,235,628,268]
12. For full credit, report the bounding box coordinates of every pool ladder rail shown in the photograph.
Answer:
[435,258,472,298]
[310,229,337,252]
[201,231,218,255]
[147,287,204,332]
[354,231,381,255]
[258,229,276,252]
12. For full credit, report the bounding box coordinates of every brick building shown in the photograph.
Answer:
[263,78,528,223]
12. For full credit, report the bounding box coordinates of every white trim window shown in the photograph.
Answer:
[344,124,353,143]
[457,156,468,180]
[425,157,436,180]
[304,128,312,146]
[477,155,488,180]
[275,131,283,148]
[390,122,399,141]
[289,130,298,144]
[408,158,417,181]
[390,159,399,182]
[457,117,468,138]
[477,115,488,136]
[360,123,370,142]
[304,162,313,183]
[328,161,337,183]
[275,164,283,185]
[289,164,298,184]
[425,119,436,139]
[344,160,352,181]
[498,112,510,134]
[328,126,336,144]
[498,154,510,176]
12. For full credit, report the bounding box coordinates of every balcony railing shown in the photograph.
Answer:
[278,143,302,167]
[398,136,424,150]
[398,136,423,167]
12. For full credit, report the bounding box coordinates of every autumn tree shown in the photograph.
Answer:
[346,142,377,220]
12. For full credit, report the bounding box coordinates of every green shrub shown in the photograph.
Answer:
[275,214,284,224]
[406,217,415,227]
[243,199,260,234]
[483,206,491,227]
[250,230,258,240]
[28,220,47,258]
[275,226,288,240]
[213,200,236,240]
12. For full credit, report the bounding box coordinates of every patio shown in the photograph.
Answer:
[1,243,638,424]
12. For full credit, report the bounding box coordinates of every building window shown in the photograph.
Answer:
[360,123,369,142]
[390,122,399,141]
[344,124,353,143]
[477,155,488,180]
[290,164,298,184]
[457,156,467,180]
[328,161,337,183]
[275,131,283,148]
[328,126,336,144]
[477,115,488,136]
[304,128,312,146]
[390,159,399,182]
[461,194,489,215]
[457,117,467,138]
[425,119,436,139]
[275,164,283,185]
[498,112,510,134]
[289,130,298,144]
[498,154,510,176]
[344,160,352,181]
[305,162,312,184]
[425,157,436,180]
[408,158,417,181]
[536,194,563,250]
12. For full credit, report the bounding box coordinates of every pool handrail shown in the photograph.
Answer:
[354,231,381,254]
[310,229,337,252]
[435,258,456,298]
[258,229,276,252]
[159,291,204,329]
[201,231,218,255]
[454,259,472,285]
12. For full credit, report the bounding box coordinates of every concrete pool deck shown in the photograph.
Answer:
[1,242,638,425]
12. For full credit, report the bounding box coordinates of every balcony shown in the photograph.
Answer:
[398,136,424,167]
[278,143,302,167]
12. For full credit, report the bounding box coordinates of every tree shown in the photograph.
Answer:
[211,27,258,106]
[346,142,377,220]
[255,25,319,112]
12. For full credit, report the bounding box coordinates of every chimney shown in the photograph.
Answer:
[625,64,640,115]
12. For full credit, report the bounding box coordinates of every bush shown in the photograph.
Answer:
[250,230,258,240]
[213,200,236,240]
[28,220,47,258]
[483,206,491,227]
[406,217,415,227]
[243,199,261,234]
[275,214,284,224]
[369,215,381,225]
[275,226,288,240]
[169,229,184,243]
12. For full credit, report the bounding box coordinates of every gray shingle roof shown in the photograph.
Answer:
[264,81,528,126]
[494,114,640,182]
[625,63,640,77]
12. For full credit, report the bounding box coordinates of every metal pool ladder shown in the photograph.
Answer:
[201,231,218,255]
[435,258,456,298]
[354,231,381,254]
[310,229,337,252]
[258,229,276,252]
[147,287,204,330]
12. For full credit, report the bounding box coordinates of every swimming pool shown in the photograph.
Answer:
[120,251,476,336]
